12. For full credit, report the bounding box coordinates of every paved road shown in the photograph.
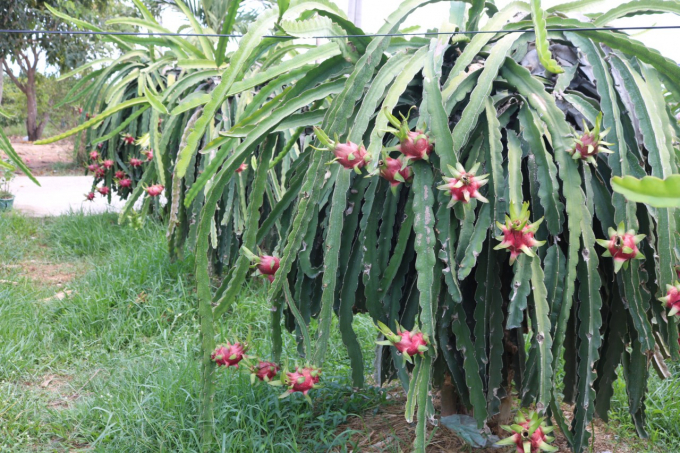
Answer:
[8,176,127,217]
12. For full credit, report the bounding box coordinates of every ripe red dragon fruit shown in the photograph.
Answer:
[660,282,680,317]
[129,158,144,167]
[84,191,95,201]
[313,127,369,173]
[97,186,110,196]
[118,178,132,188]
[145,184,164,197]
[250,361,280,383]
[78,107,83,115]
[102,159,114,169]
[87,163,99,173]
[89,150,99,161]
[85,112,91,120]
[438,162,489,207]
[277,366,322,401]
[596,222,645,273]
[122,133,135,145]
[114,170,126,180]
[94,167,106,179]
[494,202,546,265]
[384,108,433,161]
[376,321,429,364]
[569,112,613,164]
[144,150,154,162]
[235,163,248,173]
[211,342,247,368]
[379,157,412,193]
[241,247,280,282]
[496,411,557,453]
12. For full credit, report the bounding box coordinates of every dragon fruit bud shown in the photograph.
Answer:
[569,112,613,164]
[496,411,557,453]
[97,142,103,149]
[660,282,680,317]
[122,133,135,145]
[129,158,144,167]
[596,222,645,273]
[376,321,429,363]
[114,170,126,180]
[145,150,154,162]
[438,162,489,207]
[102,159,114,169]
[94,167,106,179]
[84,192,95,201]
[312,127,369,173]
[145,184,164,197]
[379,157,412,191]
[211,342,247,368]
[494,202,545,265]
[235,163,248,173]
[89,150,99,161]
[87,163,99,173]
[251,361,280,382]
[118,178,132,188]
[97,186,110,196]
[397,130,434,161]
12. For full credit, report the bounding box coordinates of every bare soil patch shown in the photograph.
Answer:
[18,260,82,286]
[3,137,81,176]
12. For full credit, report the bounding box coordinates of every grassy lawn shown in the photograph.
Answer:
[1,212,678,452]
[0,213,381,452]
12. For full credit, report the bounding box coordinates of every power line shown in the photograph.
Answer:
[1,24,680,40]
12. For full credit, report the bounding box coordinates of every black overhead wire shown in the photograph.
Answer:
[1,25,680,40]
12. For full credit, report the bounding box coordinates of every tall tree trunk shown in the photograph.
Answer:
[25,67,41,141]
[0,59,4,106]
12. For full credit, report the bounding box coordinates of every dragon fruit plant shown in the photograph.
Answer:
[496,411,557,453]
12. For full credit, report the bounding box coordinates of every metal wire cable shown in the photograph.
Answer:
[1,24,680,39]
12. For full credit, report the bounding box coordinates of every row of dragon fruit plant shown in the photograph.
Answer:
[36,0,680,451]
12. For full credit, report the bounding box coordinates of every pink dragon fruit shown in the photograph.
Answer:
[144,150,154,162]
[313,127,369,173]
[89,150,99,161]
[145,184,164,197]
[278,366,322,400]
[596,222,645,273]
[84,192,95,201]
[496,411,557,453]
[660,282,680,317]
[438,162,489,207]
[241,247,280,282]
[569,112,613,164]
[376,321,429,363]
[97,186,110,196]
[85,112,91,120]
[211,342,247,368]
[94,167,106,179]
[235,163,248,174]
[97,142,103,149]
[379,157,412,193]
[114,170,126,180]
[118,178,132,189]
[384,108,434,161]
[78,107,83,115]
[122,133,135,145]
[102,159,114,169]
[250,361,280,383]
[129,158,144,168]
[87,163,99,173]
[494,202,546,265]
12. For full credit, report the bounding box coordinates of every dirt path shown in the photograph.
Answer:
[4,137,80,176]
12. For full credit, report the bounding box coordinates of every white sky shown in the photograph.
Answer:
[160,0,680,63]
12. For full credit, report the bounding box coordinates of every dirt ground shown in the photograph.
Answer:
[4,136,81,176]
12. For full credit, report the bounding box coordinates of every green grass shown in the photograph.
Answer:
[0,212,382,452]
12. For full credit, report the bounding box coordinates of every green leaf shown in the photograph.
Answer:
[215,0,241,67]
[144,85,169,114]
[594,0,680,26]
[278,0,291,19]
[531,0,564,74]
[0,128,39,186]
[611,175,680,208]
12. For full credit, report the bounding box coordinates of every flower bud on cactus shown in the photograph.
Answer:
[211,342,247,368]
[568,112,613,164]
[660,282,680,317]
[119,178,132,188]
[145,184,164,197]
[235,163,248,173]
[84,192,95,201]
[494,202,545,265]
[145,150,154,162]
[122,133,135,145]
[102,159,114,169]
[114,171,126,180]
[89,150,99,161]
[379,156,412,194]
[250,361,280,384]
[496,410,558,453]
[383,107,433,162]
[376,321,429,364]
[242,247,280,282]
[130,158,144,168]
[97,186,110,196]
[596,222,645,273]
[313,127,369,173]
[438,162,489,207]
